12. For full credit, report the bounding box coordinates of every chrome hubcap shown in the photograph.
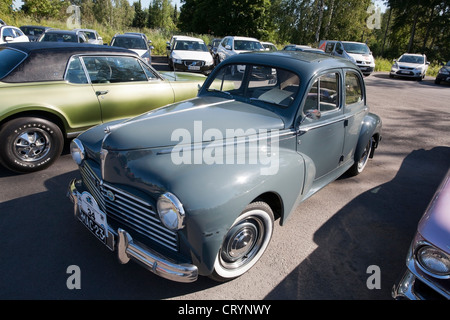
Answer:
[14,129,51,162]
[220,218,264,269]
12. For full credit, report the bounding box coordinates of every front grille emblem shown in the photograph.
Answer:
[106,190,115,201]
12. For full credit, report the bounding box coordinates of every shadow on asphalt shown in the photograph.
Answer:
[264,146,450,300]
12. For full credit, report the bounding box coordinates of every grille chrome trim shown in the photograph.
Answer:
[79,163,179,252]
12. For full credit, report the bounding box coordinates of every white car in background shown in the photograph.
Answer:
[74,28,103,45]
[217,36,264,63]
[0,25,29,44]
[390,53,429,81]
[167,35,214,75]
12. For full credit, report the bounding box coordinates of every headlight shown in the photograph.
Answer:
[70,138,85,165]
[392,63,398,69]
[417,245,450,278]
[173,59,182,64]
[439,68,449,75]
[157,192,185,230]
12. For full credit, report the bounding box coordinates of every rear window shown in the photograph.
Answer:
[0,47,27,79]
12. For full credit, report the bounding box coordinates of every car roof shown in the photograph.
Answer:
[1,42,137,83]
[113,33,142,38]
[223,50,359,76]
[228,36,260,41]
[174,35,203,42]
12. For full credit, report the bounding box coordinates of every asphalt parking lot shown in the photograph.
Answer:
[0,64,449,300]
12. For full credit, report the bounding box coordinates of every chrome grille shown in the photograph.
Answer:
[183,60,205,67]
[79,163,179,252]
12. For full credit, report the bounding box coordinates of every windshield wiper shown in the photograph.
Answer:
[207,88,233,98]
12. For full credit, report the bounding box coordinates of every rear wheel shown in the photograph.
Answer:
[0,117,64,173]
[209,201,274,282]
[348,138,373,176]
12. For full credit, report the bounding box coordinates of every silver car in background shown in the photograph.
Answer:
[390,53,429,81]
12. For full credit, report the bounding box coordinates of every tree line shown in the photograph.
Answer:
[1,0,449,61]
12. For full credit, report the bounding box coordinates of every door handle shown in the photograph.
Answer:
[96,90,109,96]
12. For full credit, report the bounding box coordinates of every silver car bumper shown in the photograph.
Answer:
[67,178,198,283]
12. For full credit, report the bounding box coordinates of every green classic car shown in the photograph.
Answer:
[0,42,206,173]
[68,50,382,283]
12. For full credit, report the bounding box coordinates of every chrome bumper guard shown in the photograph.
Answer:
[67,179,198,283]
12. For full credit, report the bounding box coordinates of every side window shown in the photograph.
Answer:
[345,71,363,105]
[304,72,340,113]
[65,56,88,84]
[325,42,335,53]
[83,56,148,83]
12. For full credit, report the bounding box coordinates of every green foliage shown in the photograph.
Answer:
[2,0,448,65]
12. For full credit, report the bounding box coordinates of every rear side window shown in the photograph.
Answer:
[304,72,340,113]
[345,71,363,105]
[65,56,88,84]
[0,47,27,79]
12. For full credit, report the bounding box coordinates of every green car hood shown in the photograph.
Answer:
[102,96,285,151]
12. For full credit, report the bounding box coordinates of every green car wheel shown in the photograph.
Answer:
[0,117,64,173]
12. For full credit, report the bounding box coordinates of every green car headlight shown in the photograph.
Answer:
[157,192,185,230]
[417,245,450,278]
[70,138,85,165]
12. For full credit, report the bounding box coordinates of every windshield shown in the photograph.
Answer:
[204,63,300,109]
[399,55,424,64]
[174,40,208,52]
[234,40,263,51]
[0,47,27,79]
[342,42,370,54]
[41,32,78,42]
[112,37,147,50]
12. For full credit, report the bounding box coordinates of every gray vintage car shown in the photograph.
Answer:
[67,51,382,282]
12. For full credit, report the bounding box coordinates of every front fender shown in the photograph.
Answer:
[355,112,382,161]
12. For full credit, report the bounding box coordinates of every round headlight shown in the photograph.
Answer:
[417,245,450,278]
[70,138,85,165]
[157,192,185,230]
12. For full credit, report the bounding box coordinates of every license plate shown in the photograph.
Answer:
[188,66,200,70]
[79,192,108,244]
[400,70,411,74]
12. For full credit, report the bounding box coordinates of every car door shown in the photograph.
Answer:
[341,70,366,164]
[296,71,345,181]
[82,55,175,122]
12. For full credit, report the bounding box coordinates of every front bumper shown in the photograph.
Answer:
[390,69,423,79]
[173,61,214,74]
[67,178,198,283]
[357,65,374,75]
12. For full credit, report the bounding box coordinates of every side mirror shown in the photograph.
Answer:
[225,45,231,50]
[305,109,321,120]
[4,36,13,42]
[336,48,343,55]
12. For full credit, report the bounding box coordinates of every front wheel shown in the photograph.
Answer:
[209,201,274,282]
[0,117,64,173]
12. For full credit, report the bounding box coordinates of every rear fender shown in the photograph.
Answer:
[355,112,382,161]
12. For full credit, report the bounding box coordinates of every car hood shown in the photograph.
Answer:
[129,48,147,57]
[172,50,212,61]
[102,96,285,151]
[418,169,450,254]
[347,52,373,63]
[396,62,423,69]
